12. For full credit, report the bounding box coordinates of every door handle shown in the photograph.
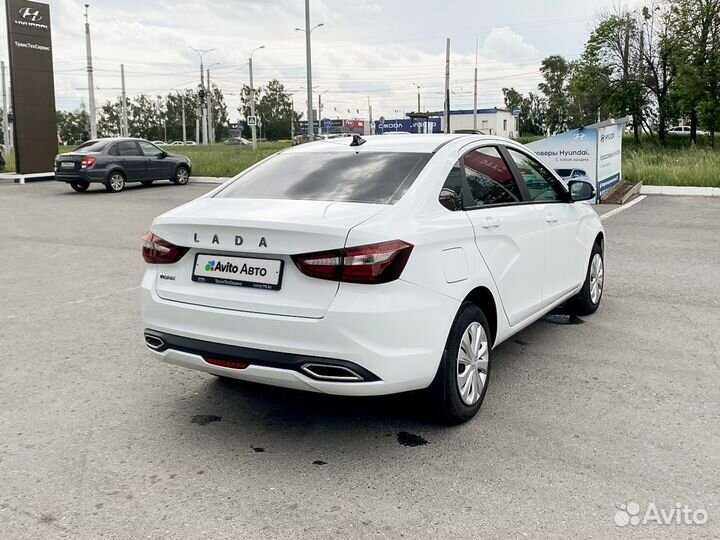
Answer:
[545,214,558,223]
[480,217,500,229]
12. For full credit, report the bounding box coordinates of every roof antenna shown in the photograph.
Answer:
[350,134,366,146]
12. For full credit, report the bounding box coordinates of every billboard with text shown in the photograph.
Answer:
[6,0,57,173]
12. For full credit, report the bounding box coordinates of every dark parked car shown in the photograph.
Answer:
[55,138,192,193]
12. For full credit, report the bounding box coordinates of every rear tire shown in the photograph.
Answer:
[105,171,125,193]
[172,165,190,185]
[429,302,492,425]
[567,243,604,315]
[141,180,154,187]
[70,181,89,192]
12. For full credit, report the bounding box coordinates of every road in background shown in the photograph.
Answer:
[1,183,718,539]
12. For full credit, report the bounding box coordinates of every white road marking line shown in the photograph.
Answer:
[600,195,647,221]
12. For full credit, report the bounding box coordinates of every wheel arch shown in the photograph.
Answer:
[594,231,604,252]
[462,286,498,346]
[106,167,126,181]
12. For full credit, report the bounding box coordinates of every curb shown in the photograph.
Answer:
[640,185,720,197]
[190,176,230,185]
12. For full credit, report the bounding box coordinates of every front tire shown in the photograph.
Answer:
[105,171,125,193]
[172,165,190,185]
[429,303,492,425]
[70,181,89,192]
[567,243,604,315]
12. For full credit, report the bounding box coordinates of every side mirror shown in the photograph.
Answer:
[568,180,595,202]
[439,188,461,211]
[159,151,168,158]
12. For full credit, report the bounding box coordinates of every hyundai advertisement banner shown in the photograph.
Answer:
[527,120,627,202]
[597,123,624,194]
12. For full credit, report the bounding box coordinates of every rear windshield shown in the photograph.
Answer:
[74,140,109,153]
[215,152,430,204]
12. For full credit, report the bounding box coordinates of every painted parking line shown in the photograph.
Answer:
[600,195,646,221]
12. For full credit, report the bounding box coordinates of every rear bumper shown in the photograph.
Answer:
[55,169,106,183]
[141,270,459,396]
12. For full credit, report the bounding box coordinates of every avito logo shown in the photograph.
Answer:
[204,260,238,273]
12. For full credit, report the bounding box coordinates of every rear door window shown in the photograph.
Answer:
[216,152,430,204]
[462,146,523,206]
[117,141,142,157]
[74,140,108,153]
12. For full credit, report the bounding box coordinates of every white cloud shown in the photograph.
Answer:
[0,1,609,121]
[480,26,539,62]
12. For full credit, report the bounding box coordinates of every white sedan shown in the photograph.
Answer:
[141,134,604,423]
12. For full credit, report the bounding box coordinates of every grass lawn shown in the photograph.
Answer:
[623,146,720,187]
[2,141,292,178]
[162,141,292,177]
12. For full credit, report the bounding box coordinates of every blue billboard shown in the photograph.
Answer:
[374,118,442,134]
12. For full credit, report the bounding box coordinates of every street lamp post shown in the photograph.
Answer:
[248,45,265,151]
[295,3,323,137]
[84,4,97,139]
[412,83,421,113]
[189,46,215,144]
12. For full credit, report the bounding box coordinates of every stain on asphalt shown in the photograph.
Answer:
[190,415,222,425]
[312,460,327,466]
[251,446,265,453]
[39,514,57,524]
[397,431,428,447]
[514,339,530,346]
[542,313,585,325]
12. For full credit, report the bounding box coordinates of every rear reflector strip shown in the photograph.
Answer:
[203,357,250,370]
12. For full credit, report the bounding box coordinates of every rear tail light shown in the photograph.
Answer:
[80,156,96,169]
[292,240,413,284]
[141,231,189,264]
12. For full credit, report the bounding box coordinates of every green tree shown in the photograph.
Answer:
[639,4,677,144]
[502,88,546,135]
[239,79,298,140]
[538,55,573,134]
[571,9,646,139]
[57,109,90,145]
[669,0,720,144]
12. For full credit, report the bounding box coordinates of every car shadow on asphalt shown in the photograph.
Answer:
[164,309,575,441]
[56,182,181,195]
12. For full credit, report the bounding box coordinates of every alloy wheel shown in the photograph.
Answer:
[589,253,604,304]
[176,167,189,185]
[456,322,489,406]
[109,173,124,191]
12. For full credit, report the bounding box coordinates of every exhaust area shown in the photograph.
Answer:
[300,363,365,382]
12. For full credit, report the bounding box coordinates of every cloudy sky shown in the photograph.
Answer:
[1,0,628,122]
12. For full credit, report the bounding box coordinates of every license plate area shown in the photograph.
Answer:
[192,253,284,290]
[60,161,75,169]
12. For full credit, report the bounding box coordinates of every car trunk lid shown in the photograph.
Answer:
[151,197,387,318]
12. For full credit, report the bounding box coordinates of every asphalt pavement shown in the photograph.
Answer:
[1,181,718,539]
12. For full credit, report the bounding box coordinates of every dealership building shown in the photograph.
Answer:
[298,107,518,137]
[375,108,518,137]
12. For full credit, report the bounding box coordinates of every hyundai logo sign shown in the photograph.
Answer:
[18,7,42,22]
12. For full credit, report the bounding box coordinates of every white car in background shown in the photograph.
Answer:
[141,134,604,423]
[668,125,708,136]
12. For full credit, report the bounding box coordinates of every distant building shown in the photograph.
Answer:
[441,108,518,138]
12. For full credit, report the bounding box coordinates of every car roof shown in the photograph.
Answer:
[86,137,146,143]
[285,133,498,154]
